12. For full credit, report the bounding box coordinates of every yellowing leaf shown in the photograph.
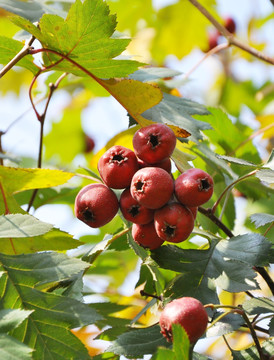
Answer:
[0,166,74,194]
[100,78,163,126]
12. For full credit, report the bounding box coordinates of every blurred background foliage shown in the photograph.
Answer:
[0,0,274,358]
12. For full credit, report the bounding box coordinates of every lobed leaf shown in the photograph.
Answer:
[107,324,170,358]
[10,0,143,78]
[250,213,274,228]
[0,252,102,359]
[0,308,33,333]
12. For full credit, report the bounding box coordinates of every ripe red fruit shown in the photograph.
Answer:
[132,222,164,250]
[207,31,219,51]
[75,183,119,228]
[159,297,208,344]
[133,123,176,164]
[224,17,236,33]
[84,134,95,153]
[137,157,172,173]
[189,206,198,220]
[154,202,194,243]
[130,167,174,209]
[119,188,154,225]
[175,168,213,207]
[98,145,139,189]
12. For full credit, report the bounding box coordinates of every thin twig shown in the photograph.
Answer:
[184,42,229,79]
[0,35,37,78]
[198,206,234,237]
[264,222,274,237]
[27,72,68,211]
[188,0,274,65]
[211,170,257,215]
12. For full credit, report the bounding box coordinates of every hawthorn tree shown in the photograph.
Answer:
[0,0,274,359]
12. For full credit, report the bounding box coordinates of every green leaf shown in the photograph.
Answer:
[216,155,258,167]
[206,312,243,337]
[0,252,102,359]
[107,324,170,358]
[152,234,271,297]
[0,214,52,238]
[172,323,190,360]
[250,213,274,228]
[151,0,217,62]
[0,36,38,74]
[0,228,83,255]
[242,297,274,315]
[143,93,211,142]
[10,0,143,78]
[0,334,33,360]
[255,169,274,184]
[0,309,33,333]
[151,347,175,360]
[0,166,74,195]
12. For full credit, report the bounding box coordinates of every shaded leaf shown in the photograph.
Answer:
[242,297,274,315]
[216,155,257,167]
[0,334,32,360]
[107,324,170,358]
[206,311,243,337]
[0,214,52,238]
[0,309,33,333]
[129,67,181,82]
[143,93,211,141]
[250,213,274,228]
[0,252,102,360]
[0,35,38,74]
[0,0,68,22]
[255,169,274,184]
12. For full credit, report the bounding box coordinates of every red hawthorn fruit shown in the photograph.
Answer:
[98,145,139,189]
[207,31,219,51]
[119,188,155,225]
[224,16,236,33]
[159,297,208,344]
[189,206,198,220]
[133,123,176,164]
[130,167,174,209]
[154,202,194,243]
[84,134,95,153]
[74,183,119,228]
[175,168,214,207]
[137,157,172,173]
[132,222,164,250]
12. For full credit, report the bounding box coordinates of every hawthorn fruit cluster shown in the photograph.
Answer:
[75,123,214,250]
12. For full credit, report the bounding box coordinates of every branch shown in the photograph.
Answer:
[188,0,274,65]
[198,206,234,238]
[0,35,36,78]
[27,72,68,211]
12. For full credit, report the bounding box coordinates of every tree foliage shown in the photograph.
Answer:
[0,0,273,359]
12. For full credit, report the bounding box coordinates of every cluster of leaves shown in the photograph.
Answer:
[0,0,273,359]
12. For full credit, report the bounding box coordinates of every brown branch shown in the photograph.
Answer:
[0,35,36,78]
[188,0,274,65]
[198,206,234,238]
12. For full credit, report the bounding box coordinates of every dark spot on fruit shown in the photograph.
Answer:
[136,181,144,191]
[82,208,95,222]
[200,178,211,191]
[164,225,176,238]
[129,205,140,217]
[149,134,159,148]
[112,154,124,162]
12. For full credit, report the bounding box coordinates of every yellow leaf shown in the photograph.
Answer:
[0,166,74,194]
[256,114,274,139]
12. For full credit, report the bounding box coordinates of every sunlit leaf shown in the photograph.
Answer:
[250,213,274,228]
